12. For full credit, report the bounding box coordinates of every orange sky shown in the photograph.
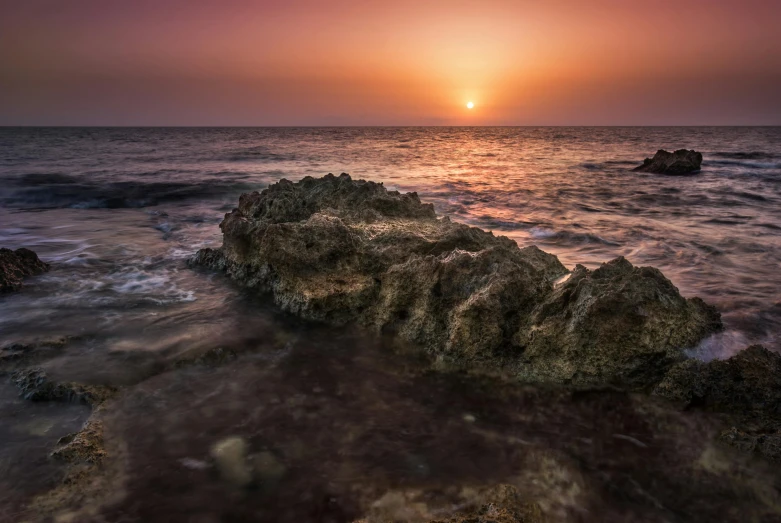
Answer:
[1,0,780,125]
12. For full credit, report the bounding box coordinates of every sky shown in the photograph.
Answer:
[1,0,780,126]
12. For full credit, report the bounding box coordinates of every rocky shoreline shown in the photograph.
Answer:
[2,173,780,522]
[192,173,723,389]
[190,174,780,461]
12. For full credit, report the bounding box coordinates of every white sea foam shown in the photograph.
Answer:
[686,330,752,361]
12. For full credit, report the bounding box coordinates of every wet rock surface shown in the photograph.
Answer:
[12,367,117,407]
[0,247,49,293]
[632,149,703,175]
[5,175,781,521]
[0,380,91,521]
[62,336,781,522]
[192,174,721,389]
[5,365,125,522]
[2,320,780,522]
[655,345,781,461]
[515,257,721,388]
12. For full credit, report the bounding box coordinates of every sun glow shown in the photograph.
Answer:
[466,101,474,109]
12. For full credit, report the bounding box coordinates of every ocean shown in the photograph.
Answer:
[2,127,779,356]
[1,127,780,521]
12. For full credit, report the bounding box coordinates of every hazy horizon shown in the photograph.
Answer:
[3,125,781,129]
[2,0,780,126]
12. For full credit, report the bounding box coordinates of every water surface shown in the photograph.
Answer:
[1,127,780,521]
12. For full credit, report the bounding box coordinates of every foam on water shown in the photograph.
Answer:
[1,127,780,358]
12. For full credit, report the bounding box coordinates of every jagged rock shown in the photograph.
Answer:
[654,345,781,460]
[52,420,107,464]
[718,427,781,462]
[516,258,722,387]
[11,368,117,406]
[654,345,781,413]
[632,149,703,175]
[0,247,49,293]
[192,174,721,388]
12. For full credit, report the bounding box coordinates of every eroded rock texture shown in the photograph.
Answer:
[12,367,117,407]
[655,344,781,460]
[193,174,721,388]
[632,149,703,175]
[0,247,49,293]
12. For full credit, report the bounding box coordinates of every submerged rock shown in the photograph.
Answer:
[11,368,117,406]
[210,436,254,487]
[358,484,543,523]
[632,149,703,175]
[0,247,49,293]
[192,174,721,388]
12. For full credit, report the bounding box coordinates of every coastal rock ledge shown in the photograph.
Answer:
[192,173,721,388]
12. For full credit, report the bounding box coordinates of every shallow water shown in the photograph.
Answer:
[1,127,780,521]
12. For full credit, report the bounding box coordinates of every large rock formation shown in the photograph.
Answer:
[192,174,721,388]
[633,149,703,175]
[0,247,49,293]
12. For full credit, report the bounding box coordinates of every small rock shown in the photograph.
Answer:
[0,247,50,293]
[210,436,253,487]
[632,149,703,175]
[252,450,286,488]
[52,420,106,464]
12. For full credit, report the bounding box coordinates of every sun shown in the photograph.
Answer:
[466,101,474,109]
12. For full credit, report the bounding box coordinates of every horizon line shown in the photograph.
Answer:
[2,124,780,129]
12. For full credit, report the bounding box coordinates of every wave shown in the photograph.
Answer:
[226,146,298,162]
[0,179,256,209]
[712,151,777,160]
[579,160,636,170]
[707,160,781,169]
[529,227,620,246]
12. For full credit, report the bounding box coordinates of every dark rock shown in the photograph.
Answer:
[0,337,70,371]
[654,345,781,460]
[633,149,703,175]
[192,174,721,388]
[0,343,34,364]
[0,247,49,292]
[718,427,781,462]
[11,368,117,407]
[654,345,781,413]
